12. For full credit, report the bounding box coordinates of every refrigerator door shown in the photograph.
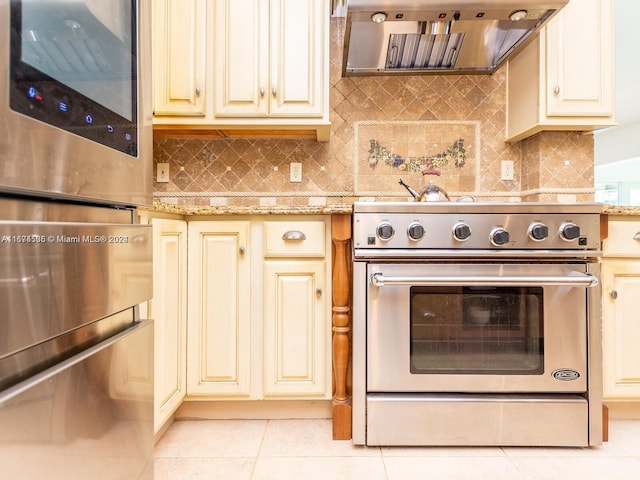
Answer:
[0,320,154,480]
[0,197,152,389]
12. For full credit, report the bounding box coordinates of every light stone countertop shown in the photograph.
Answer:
[601,205,640,216]
[144,201,640,217]
[144,201,354,216]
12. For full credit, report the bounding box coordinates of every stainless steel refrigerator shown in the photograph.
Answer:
[1,1,154,478]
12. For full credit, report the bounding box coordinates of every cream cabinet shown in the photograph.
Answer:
[152,0,210,116]
[505,0,615,142]
[263,221,330,397]
[152,0,330,140]
[186,221,252,398]
[186,217,331,400]
[141,217,188,432]
[214,0,326,119]
[601,217,640,400]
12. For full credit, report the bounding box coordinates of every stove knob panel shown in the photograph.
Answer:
[407,222,425,241]
[559,222,581,241]
[528,222,549,242]
[452,222,472,242]
[490,227,510,246]
[376,222,395,241]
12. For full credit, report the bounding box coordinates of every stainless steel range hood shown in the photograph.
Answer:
[342,0,569,75]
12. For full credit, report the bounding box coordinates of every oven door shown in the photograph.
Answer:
[366,262,597,393]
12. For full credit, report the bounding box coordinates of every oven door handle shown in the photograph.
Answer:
[370,272,599,288]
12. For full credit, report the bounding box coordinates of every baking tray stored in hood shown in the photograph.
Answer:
[342,1,569,75]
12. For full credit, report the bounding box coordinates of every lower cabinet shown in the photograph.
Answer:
[147,217,188,433]
[186,217,332,401]
[263,220,329,397]
[601,260,640,399]
[186,221,252,397]
[601,217,640,400]
[144,214,332,430]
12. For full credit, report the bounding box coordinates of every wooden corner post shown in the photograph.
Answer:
[331,214,352,439]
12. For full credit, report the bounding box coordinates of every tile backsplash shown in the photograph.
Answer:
[153,18,594,206]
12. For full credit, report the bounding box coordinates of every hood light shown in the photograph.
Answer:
[510,10,528,21]
[371,11,387,23]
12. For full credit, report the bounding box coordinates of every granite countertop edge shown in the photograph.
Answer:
[601,205,640,216]
[144,201,640,217]
[143,201,354,216]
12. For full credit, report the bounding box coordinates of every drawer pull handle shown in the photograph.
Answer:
[634,232,640,241]
[282,230,306,241]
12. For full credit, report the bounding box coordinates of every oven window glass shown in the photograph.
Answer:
[410,286,544,375]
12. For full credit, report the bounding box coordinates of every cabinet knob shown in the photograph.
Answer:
[610,290,618,300]
[282,230,306,241]
[554,85,560,95]
[195,86,201,96]
[239,246,246,255]
[316,288,322,297]
[634,231,640,241]
[260,87,265,97]
[272,87,277,97]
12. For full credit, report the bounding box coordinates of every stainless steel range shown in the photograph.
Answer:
[352,201,603,447]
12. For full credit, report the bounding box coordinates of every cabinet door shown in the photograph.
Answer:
[153,0,207,115]
[601,261,640,399]
[151,219,188,431]
[214,0,326,118]
[263,261,329,397]
[545,0,613,116]
[187,221,252,397]
[214,0,269,117]
[269,0,326,117]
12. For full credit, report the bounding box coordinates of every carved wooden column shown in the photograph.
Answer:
[331,214,352,439]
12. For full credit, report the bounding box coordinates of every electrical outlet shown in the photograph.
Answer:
[501,160,514,181]
[290,162,302,182]
[157,163,170,183]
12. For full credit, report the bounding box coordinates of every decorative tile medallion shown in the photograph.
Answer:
[354,120,481,197]
[367,138,467,173]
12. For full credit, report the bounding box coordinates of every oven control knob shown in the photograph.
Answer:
[559,222,581,241]
[452,222,472,241]
[407,222,425,241]
[490,227,510,246]
[376,222,395,241]
[528,222,549,242]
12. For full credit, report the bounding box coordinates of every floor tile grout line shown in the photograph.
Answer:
[249,419,270,479]
[378,446,393,480]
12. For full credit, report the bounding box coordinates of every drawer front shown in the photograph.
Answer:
[264,221,325,257]
[604,219,640,257]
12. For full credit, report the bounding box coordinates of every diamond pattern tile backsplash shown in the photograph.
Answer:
[153,18,594,206]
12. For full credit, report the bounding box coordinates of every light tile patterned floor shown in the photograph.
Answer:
[155,418,640,479]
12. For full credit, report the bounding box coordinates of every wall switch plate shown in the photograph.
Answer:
[157,163,170,183]
[290,162,302,182]
[501,160,514,181]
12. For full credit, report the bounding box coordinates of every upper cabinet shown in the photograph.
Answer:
[152,0,209,116]
[214,0,325,119]
[152,0,330,141]
[506,0,615,142]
